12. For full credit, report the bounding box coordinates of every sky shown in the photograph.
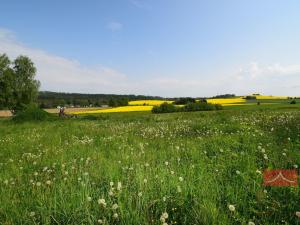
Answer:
[0,0,300,97]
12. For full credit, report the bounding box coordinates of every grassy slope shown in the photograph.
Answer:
[0,109,300,225]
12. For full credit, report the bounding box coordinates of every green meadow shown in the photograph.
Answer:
[0,106,300,225]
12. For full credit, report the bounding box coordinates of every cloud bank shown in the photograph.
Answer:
[0,28,299,97]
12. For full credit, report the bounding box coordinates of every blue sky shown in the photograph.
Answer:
[0,0,300,97]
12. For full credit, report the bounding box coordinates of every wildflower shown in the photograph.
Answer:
[29,211,36,217]
[163,196,166,202]
[143,178,148,184]
[110,181,114,187]
[84,172,89,176]
[36,182,41,187]
[236,170,241,175]
[165,161,169,166]
[263,154,268,160]
[282,152,287,156]
[162,212,168,219]
[34,172,38,176]
[117,182,122,191]
[296,211,300,217]
[97,219,104,224]
[87,196,92,202]
[113,213,118,219]
[98,198,106,207]
[112,203,118,210]
[179,177,184,182]
[248,222,255,225]
[138,192,143,197]
[4,179,8,185]
[170,171,175,175]
[109,190,114,196]
[46,180,51,185]
[256,170,261,175]
[293,164,298,169]
[177,185,182,193]
[228,204,235,212]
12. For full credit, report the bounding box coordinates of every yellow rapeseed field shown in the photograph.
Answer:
[128,100,173,106]
[254,95,288,100]
[73,105,153,114]
[206,98,246,105]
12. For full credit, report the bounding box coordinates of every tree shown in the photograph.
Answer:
[0,54,40,113]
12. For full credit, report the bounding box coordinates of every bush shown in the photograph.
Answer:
[152,102,222,114]
[13,104,52,122]
[245,96,257,100]
[152,103,178,113]
[183,102,222,111]
[174,97,196,105]
[290,100,296,104]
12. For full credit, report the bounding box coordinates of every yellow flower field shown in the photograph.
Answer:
[73,105,153,114]
[206,98,246,105]
[254,95,288,100]
[128,100,173,106]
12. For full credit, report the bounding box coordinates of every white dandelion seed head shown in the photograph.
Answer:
[228,204,235,212]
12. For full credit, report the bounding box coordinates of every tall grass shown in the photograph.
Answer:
[0,110,299,224]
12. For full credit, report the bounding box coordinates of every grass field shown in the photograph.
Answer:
[0,107,300,224]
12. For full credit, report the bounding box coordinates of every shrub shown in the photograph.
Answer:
[152,103,178,113]
[245,96,257,100]
[13,104,52,122]
[174,97,196,105]
[290,100,296,104]
[183,102,222,111]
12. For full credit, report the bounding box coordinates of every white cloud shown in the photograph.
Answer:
[129,0,151,9]
[107,21,123,31]
[0,28,128,93]
[0,27,299,97]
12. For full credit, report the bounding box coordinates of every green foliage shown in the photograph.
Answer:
[174,97,196,105]
[108,98,128,107]
[153,102,222,114]
[0,54,40,113]
[0,110,299,224]
[152,102,178,113]
[245,96,257,100]
[290,100,296,104]
[183,102,222,111]
[12,104,52,122]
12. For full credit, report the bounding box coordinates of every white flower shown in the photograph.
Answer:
[113,213,118,219]
[97,219,104,224]
[236,170,241,175]
[143,178,148,184]
[36,182,41,186]
[256,170,262,175]
[248,221,255,225]
[162,223,168,225]
[46,180,51,185]
[179,177,184,182]
[165,161,169,166]
[177,185,182,193]
[109,190,114,196]
[138,192,143,197]
[29,211,35,217]
[263,154,268,160]
[163,196,166,202]
[112,203,118,210]
[162,212,168,219]
[228,204,235,212]
[98,198,106,207]
[110,181,114,186]
[170,171,175,175]
[87,196,92,202]
[296,211,300,217]
[282,152,287,156]
[293,164,298,169]
[117,182,122,191]
[34,172,38,176]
